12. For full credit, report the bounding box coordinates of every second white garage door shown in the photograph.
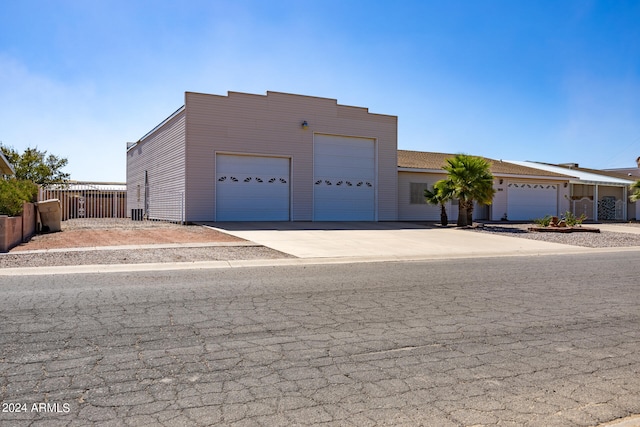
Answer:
[507,182,558,220]
[313,134,376,221]
[216,154,290,221]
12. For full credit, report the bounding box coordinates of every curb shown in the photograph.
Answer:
[3,247,640,276]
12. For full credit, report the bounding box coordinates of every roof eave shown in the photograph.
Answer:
[0,151,15,175]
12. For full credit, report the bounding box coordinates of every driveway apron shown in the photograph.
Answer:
[201,222,591,259]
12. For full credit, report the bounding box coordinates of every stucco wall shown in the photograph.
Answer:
[0,203,36,252]
[397,171,448,221]
[184,91,398,221]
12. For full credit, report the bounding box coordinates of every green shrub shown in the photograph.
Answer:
[563,211,587,226]
[534,215,552,227]
[0,179,38,216]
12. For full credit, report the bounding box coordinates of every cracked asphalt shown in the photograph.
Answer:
[1,252,640,426]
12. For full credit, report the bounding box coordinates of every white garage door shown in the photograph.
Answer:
[216,154,290,221]
[313,135,375,221]
[507,182,558,220]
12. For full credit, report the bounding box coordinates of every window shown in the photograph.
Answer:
[410,182,430,204]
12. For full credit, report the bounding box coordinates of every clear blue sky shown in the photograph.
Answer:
[1,0,639,182]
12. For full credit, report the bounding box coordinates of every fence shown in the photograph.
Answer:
[39,183,187,225]
[571,196,625,221]
[572,197,593,219]
[130,189,185,224]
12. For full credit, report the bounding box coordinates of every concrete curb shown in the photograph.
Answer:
[599,415,640,427]
[2,246,640,276]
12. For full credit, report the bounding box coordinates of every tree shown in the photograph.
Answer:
[630,180,640,202]
[441,154,496,227]
[424,179,455,226]
[0,145,70,186]
[0,179,38,216]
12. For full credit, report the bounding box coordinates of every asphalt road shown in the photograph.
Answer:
[1,252,640,426]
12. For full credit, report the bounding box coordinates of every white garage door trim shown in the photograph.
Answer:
[507,182,558,220]
[216,154,290,221]
[313,134,376,221]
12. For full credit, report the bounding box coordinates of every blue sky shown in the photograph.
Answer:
[1,0,639,182]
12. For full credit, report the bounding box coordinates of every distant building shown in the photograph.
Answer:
[603,156,640,178]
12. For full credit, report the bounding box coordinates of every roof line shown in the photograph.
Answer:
[0,149,15,175]
[127,105,185,152]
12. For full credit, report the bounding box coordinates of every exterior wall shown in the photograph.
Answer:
[126,109,186,222]
[397,171,447,221]
[629,201,638,221]
[598,185,623,199]
[0,203,36,252]
[184,91,398,221]
[558,182,571,214]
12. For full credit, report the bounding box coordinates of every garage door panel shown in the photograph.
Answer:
[216,155,289,221]
[313,135,375,221]
[507,183,557,220]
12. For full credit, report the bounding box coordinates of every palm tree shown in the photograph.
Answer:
[630,180,640,202]
[424,179,455,226]
[442,154,496,227]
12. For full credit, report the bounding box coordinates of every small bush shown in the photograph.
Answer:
[0,179,38,216]
[563,211,587,227]
[534,215,552,227]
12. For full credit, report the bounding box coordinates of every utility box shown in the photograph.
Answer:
[36,199,62,232]
[131,208,144,221]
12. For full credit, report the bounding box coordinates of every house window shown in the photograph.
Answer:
[410,182,430,204]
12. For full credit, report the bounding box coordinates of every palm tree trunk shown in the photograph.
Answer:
[457,199,467,226]
[440,203,448,226]
[466,200,474,225]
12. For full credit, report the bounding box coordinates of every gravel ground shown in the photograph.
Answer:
[0,246,292,268]
[470,222,640,248]
[1,218,292,268]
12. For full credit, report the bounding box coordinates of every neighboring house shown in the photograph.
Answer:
[603,156,640,178]
[0,150,15,177]
[506,161,636,221]
[398,150,573,221]
[127,91,398,222]
[40,182,127,221]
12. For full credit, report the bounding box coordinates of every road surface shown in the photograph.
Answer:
[1,252,639,425]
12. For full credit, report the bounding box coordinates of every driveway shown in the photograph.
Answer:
[202,222,593,259]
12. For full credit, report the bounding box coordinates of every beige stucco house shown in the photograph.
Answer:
[127,91,398,222]
[509,161,638,221]
[397,150,573,221]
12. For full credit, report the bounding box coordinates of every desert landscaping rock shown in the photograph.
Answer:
[471,223,640,248]
[1,219,291,268]
[0,246,293,268]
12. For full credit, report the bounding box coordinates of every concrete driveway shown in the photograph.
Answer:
[202,222,592,260]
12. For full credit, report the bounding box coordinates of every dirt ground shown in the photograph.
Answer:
[10,219,244,252]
